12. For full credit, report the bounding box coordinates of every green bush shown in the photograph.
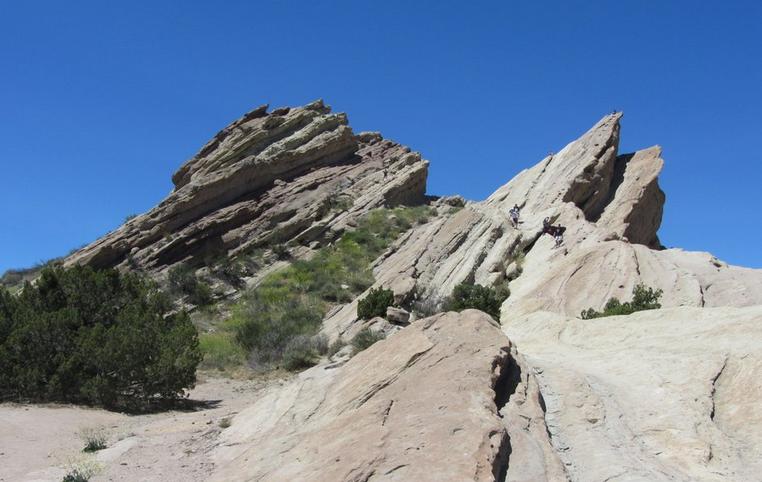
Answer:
[0,265,201,408]
[357,287,395,320]
[444,282,507,320]
[167,264,213,306]
[351,328,386,354]
[580,283,663,319]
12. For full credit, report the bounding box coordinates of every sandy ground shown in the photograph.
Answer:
[0,374,285,482]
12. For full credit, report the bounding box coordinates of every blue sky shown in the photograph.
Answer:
[1,0,760,272]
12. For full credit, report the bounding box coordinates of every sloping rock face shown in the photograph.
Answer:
[65,100,428,271]
[322,113,762,339]
[502,305,762,482]
[211,310,522,482]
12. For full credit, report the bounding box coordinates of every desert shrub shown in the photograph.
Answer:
[580,283,663,319]
[124,214,138,223]
[281,334,329,371]
[328,338,347,357]
[168,264,213,306]
[80,427,107,452]
[0,265,201,408]
[411,296,444,318]
[444,282,507,320]
[351,328,386,354]
[213,257,246,289]
[218,417,232,429]
[357,287,394,320]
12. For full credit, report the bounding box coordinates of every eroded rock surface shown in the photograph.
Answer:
[322,112,762,339]
[211,310,516,482]
[65,101,428,272]
[503,306,762,482]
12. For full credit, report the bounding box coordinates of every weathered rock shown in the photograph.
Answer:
[211,310,516,482]
[502,306,762,482]
[385,306,410,325]
[322,112,762,339]
[64,101,428,272]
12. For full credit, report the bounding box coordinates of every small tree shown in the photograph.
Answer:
[0,265,201,408]
[357,287,394,320]
[580,283,663,319]
[444,282,506,320]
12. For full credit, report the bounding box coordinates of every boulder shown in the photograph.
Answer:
[385,306,410,325]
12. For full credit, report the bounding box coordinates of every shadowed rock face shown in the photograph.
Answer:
[65,100,428,271]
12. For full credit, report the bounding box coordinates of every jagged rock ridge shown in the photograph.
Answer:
[65,100,428,272]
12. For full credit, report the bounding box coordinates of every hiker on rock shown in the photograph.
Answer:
[553,226,565,248]
[542,217,551,232]
[509,204,520,228]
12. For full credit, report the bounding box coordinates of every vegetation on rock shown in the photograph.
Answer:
[168,263,213,306]
[350,328,386,354]
[208,207,431,371]
[580,283,663,319]
[444,282,507,320]
[357,287,395,320]
[0,265,201,408]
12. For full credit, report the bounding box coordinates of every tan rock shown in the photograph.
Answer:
[64,101,428,272]
[503,306,762,481]
[211,310,515,482]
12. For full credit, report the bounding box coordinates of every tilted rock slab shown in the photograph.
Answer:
[211,310,523,482]
[503,305,762,482]
[323,112,762,339]
[65,100,428,271]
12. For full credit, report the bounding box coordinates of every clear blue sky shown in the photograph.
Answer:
[1,0,761,273]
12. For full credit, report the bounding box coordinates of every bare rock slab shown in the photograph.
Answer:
[211,310,516,482]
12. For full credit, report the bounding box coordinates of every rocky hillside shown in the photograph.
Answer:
[55,102,762,481]
[65,100,428,273]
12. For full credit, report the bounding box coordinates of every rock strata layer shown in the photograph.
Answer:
[321,113,762,339]
[65,100,428,272]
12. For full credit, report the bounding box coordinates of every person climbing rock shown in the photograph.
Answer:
[542,217,551,232]
[509,204,520,228]
[554,226,565,248]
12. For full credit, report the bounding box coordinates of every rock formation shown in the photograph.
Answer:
[503,305,762,481]
[53,102,762,481]
[65,100,428,272]
[211,310,520,482]
[321,113,762,339]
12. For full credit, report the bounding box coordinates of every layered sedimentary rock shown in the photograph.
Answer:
[211,310,522,482]
[322,112,762,339]
[65,100,428,271]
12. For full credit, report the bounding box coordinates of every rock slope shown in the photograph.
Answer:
[502,305,762,482]
[211,310,520,482]
[322,113,762,339]
[65,100,428,272]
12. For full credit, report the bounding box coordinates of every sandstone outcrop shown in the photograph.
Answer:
[65,101,428,272]
[321,112,762,339]
[502,305,762,481]
[211,310,518,482]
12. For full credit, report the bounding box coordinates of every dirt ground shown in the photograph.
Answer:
[0,374,285,482]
